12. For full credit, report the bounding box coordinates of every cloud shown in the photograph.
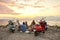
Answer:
[53,5,60,8]
[0,2,21,15]
[0,4,14,14]
[0,0,60,16]
[0,0,11,3]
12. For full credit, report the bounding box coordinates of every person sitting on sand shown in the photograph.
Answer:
[21,22,27,32]
[9,23,15,30]
[43,20,48,30]
[25,21,28,29]
[8,20,15,31]
[39,20,46,33]
[16,20,21,31]
[28,20,36,33]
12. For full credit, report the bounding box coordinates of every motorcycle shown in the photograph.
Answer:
[34,24,45,36]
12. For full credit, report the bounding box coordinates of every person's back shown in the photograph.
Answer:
[9,23,14,30]
[25,21,28,29]
[9,25,14,29]
[40,21,45,28]
[39,20,46,33]
[16,20,21,31]
[21,22,26,32]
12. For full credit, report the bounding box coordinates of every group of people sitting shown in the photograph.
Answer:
[7,19,48,33]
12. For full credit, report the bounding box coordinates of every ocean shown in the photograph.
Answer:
[0,19,60,26]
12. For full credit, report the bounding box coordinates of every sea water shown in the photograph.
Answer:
[0,19,60,26]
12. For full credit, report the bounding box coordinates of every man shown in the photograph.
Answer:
[21,22,27,32]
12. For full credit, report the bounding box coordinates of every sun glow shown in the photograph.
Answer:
[8,5,42,16]
[17,6,40,15]
[6,0,46,17]
[0,0,60,19]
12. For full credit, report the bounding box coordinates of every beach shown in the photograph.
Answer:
[0,26,60,40]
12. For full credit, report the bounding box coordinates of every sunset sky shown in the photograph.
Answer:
[0,0,60,19]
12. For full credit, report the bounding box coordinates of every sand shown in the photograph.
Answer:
[0,27,60,40]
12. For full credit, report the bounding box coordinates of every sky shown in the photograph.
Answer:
[0,0,60,19]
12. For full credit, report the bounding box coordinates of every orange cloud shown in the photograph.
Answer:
[53,5,60,8]
[0,5,13,14]
[0,2,21,15]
